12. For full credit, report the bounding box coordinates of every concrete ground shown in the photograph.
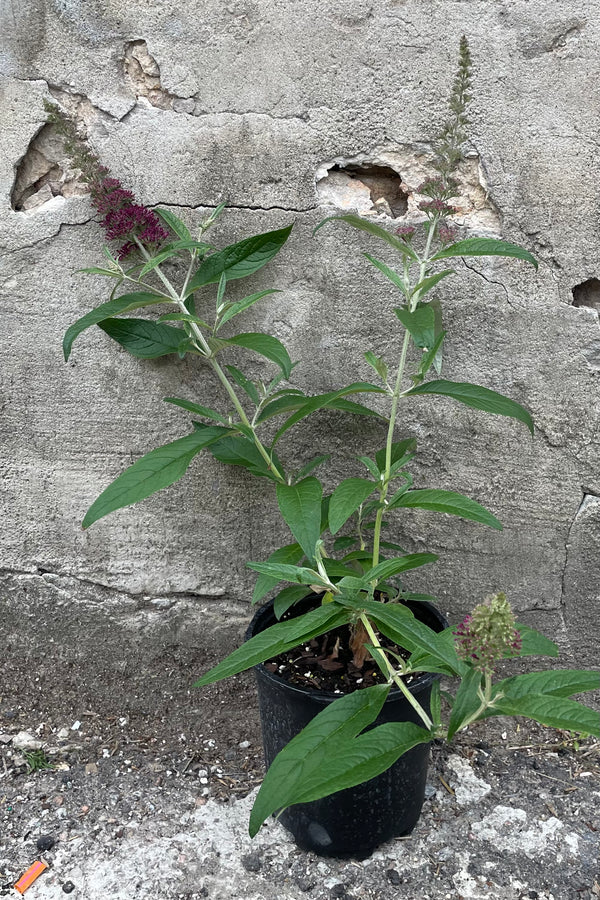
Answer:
[1,710,598,900]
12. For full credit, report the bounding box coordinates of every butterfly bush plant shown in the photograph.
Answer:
[52,36,599,839]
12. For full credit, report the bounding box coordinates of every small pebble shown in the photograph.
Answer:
[239,740,250,749]
[62,882,75,894]
[36,834,55,851]
[330,885,349,900]
[241,852,262,872]
[386,868,402,885]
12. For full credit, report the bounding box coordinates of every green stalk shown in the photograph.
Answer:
[134,239,286,483]
[371,222,438,569]
[360,613,433,730]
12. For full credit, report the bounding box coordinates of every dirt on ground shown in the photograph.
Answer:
[1,678,599,900]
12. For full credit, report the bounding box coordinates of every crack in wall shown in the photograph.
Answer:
[0,566,226,604]
[149,200,317,215]
[558,490,595,653]
[5,219,96,256]
[461,259,511,305]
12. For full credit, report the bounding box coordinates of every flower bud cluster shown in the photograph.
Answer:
[43,101,169,259]
[417,198,457,217]
[395,224,416,242]
[454,592,522,673]
[90,174,169,259]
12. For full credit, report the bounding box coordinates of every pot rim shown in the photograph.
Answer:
[246,597,449,704]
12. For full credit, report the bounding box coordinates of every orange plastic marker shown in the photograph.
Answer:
[14,860,48,894]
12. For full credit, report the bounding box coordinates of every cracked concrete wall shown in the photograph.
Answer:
[1,1,599,719]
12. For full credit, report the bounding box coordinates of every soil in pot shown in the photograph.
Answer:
[247,596,448,859]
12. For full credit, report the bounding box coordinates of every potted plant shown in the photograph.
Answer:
[50,37,599,859]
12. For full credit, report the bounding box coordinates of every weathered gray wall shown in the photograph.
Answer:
[1,1,599,719]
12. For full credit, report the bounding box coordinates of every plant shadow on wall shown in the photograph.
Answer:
[48,36,600,860]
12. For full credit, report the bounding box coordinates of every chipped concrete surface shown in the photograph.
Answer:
[446,754,492,806]
[1,715,598,899]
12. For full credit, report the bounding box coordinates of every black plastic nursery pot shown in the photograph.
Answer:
[246,598,448,859]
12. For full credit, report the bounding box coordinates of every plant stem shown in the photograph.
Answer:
[359,613,433,730]
[134,239,286,483]
[371,224,438,569]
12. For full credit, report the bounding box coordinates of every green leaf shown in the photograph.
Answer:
[216,273,227,309]
[82,426,232,528]
[138,249,179,277]
[430,680,442,726]
[447,668,483,739]
[63,292,166,361]
[321,558,363,579]
[195,602,351,688]
[389,488,502,530]
[255,391,385,431]
[277,477,323,560]
[97,318,191,359]
[271,383,386,446]
[417,331,446,381]
[492,694,599,737]
[380,540,407,552]
[515,625,559,658]
[329,478,377,535]
[247,562,325,585]
[224,365,260,406]
[254,393,308,424]
[218,290,280,329]
[431,237,538,269]
[364,350,388,383]
[408,628,468,677]
[374,439,416,472]
[358,456,381,479]
[76,266,123,278]
[273,584,311,619]
[430,298,444,374]
[411,269,455,299]
[333,535,358,552]
[399,591,437,602]
[154,207,192,241]
[497,670,600,702]
[225,332,293,379]
[187,225,293,292]
[364,253,408,296]
[407,380,534,435]
[157,313,211,328]
[209,435,283,480]
[164,397,229,425]
[249,686,430,836]
[252,543,304,604]
[362,552,438,585]
[314,215,419,260]
[295,455,331,482]
[395,303,436,350]
[360,601,462,674]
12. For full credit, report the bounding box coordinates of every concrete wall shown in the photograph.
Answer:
[1,1,599,717]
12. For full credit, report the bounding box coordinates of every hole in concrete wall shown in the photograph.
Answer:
[317,163,408,218]
[124,40,174,110]
[11,123,88,212]
[572,278,600,311]
[316,150,501,232]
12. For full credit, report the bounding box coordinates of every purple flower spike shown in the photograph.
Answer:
[90,178,169,258]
